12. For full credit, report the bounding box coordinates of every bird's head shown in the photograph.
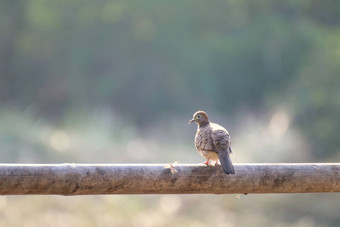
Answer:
[188,111,209,126]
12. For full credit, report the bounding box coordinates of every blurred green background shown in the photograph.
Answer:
[0,0,339,226]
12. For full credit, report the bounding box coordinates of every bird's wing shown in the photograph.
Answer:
[210,123,235,174]
[211,128,230,151]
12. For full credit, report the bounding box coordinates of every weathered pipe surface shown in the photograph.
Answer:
[0,163,339,195]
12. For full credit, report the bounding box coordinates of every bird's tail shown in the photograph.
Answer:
[217,149,235,174]
[229,146,233,153]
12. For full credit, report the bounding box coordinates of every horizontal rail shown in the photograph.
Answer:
[0,163,339,195]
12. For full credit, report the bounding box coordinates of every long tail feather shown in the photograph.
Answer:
[217,150,235,174]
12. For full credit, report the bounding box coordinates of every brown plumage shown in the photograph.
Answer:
[189,111,235,174]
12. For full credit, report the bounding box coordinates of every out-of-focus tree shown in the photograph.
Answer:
[0,0,339,158]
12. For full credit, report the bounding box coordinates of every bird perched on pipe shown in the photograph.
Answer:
[189,111,235,174]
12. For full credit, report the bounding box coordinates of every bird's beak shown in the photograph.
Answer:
[188,119,195,124]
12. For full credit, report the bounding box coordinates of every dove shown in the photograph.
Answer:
[189,111,235,174]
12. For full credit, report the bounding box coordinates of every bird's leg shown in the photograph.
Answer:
[203,159,212,166]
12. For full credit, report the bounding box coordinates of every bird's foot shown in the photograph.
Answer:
[203,160,213,166]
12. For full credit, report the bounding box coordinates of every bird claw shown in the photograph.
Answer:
[203,160,213,166]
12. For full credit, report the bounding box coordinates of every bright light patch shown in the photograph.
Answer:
[159,195,181,214]
[268,110,290,140]
[125,139,150,160]
[50,130,70,152]
[0,197,7,210]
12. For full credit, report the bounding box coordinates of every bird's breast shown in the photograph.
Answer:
[195,128,214,152]
[197,149,218,161]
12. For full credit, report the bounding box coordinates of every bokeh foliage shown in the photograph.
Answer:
[1,0,339,158]
[0,1,339,226]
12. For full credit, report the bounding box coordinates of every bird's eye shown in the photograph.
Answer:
[197,115,201,119]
